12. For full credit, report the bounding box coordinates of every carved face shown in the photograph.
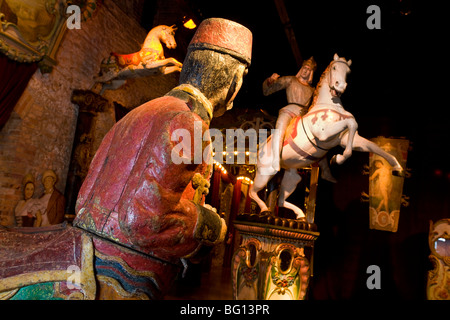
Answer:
[297,65,312,83]
[24,182,35,200]
[43,176,55,191]
[329,54,352,97]
[213,64,248,117]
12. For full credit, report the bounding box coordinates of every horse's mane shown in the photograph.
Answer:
[310,63,331,109]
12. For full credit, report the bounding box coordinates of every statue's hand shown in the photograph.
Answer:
[268,73,280,85]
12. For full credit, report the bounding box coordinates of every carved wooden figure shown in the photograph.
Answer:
[14,174,39,227]
[37,169,66,227]
[0,18,252,300]
[249,54,405,219]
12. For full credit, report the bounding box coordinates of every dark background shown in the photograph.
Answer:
[145,0,448,299]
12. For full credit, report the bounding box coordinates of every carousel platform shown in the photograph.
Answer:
[231,212,319,300]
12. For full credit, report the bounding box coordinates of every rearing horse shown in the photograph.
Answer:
[249,54,404,219]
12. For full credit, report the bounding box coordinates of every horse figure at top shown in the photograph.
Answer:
[111,24,179,68]
[95,24,183,93]
[249,54,404,219]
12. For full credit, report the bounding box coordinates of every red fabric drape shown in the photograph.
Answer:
[244,183,252,213]
[0,54,38,129]
[229,179,242,224]
[211,169,221,209]
[223,179,242,266]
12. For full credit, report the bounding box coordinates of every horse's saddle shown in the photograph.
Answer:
[0,223,96,299]
[111,51,142,68]
[283,116,302,146]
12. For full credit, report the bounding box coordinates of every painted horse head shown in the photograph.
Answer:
[147,24,178,50]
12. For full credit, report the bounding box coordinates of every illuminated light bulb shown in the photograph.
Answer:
[183,19,196,29]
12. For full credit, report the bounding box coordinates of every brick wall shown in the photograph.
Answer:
[0,0,179,225]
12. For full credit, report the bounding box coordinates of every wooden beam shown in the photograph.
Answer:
[273,0,303,68]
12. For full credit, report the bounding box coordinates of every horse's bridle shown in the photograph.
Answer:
[330,60,350,68]
[328,60,350,90]
[296,60,350,152]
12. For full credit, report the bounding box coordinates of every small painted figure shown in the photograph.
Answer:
[14,174,40,227]
[369,159,393,213]
[36,169,66,226]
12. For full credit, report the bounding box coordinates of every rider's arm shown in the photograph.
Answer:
[262,74,293,96]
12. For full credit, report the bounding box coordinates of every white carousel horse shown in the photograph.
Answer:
[249,54,404,219]
[94,24,183,94]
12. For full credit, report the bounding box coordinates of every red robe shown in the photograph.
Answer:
[74,85,225,263]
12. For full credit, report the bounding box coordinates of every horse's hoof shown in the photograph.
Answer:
[330,155,337,165]
[321,172,337,183]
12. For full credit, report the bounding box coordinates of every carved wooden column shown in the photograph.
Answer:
[64,90,113,219]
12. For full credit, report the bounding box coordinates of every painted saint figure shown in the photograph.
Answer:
[369,159,393,213]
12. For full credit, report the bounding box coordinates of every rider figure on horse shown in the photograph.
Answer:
[262,57,336,182]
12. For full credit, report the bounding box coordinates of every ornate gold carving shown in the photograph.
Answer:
[232,230,314,300]
[192,172,210,204]
[0,288,19,300]
[427,219,450,300]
